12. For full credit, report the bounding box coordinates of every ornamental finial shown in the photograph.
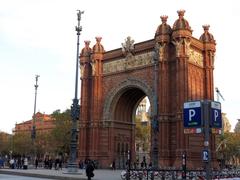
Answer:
[160,15,168,24]
[202,24,210,32]
[177,9,185,18]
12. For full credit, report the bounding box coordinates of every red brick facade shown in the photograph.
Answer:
[14,112,55,134]
[78,10,217,168]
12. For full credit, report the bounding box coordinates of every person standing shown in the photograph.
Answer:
[23,157,28,169]
[112,160,116,170]
[86,160,94,180]
[59,158,62,170]
[35,157,38,169]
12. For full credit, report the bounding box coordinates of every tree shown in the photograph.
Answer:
[12,132,32,156]
[0,132,11,156]
[216,132,240,167]
[35,130,52,157]
[51,109,72,155]
[135,117,150,152]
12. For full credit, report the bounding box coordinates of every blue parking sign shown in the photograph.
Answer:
[183,101,202,128]
[210,101,222,128]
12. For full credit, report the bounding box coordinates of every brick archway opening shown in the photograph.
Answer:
[113,88,147,123]
[104,81,153,168]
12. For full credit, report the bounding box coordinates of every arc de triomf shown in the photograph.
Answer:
[78,10,217,169]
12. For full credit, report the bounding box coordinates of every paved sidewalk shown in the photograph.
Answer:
[0,168,123,180]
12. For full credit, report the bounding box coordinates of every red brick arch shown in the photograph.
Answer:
[103,78,154,122]
[78,13,218,169]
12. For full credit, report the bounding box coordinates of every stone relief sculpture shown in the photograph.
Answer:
[90,61,96,76]
[209,51,215,64]
[103,52,153,74]
[121,36,135,56]
[184,38,191,56]
[188,48,203,67]
[153,43,160,62]
[159,43,166,61]
[80,64,86,77]
[172,39,183,57]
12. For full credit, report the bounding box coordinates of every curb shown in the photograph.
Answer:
[0,170,86,180]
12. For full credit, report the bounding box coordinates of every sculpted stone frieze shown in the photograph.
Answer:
[188,48,203,67]
[103,52,153,74]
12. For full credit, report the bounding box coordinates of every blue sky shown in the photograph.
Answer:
[0,0,240,133]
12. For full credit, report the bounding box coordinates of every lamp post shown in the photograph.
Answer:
[152,43,159,170]
[67,10,83,173]
[31,75,40,158]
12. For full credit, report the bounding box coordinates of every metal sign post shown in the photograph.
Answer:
[182,152,187,180]
[203,101,211,180]
[126,150,131,180]
[184,100,221,180]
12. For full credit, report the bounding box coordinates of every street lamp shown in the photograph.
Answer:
[67,10,83,173]
[31,75,40,157]
[152,43,159,169]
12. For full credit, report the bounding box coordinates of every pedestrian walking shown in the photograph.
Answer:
[59,158,62,170]
[9,158,14,169]
[112,160,116,170]
[49,158,53,169]
[23,157,28,169]
[54,157,59,170]
[35,157,39,169]
[86,160,94,180]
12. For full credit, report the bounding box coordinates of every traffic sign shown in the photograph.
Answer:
[210,101,222,128]
[183,101,202,128]
[202,150,209,162]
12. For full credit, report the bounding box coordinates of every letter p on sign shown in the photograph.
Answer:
[214,110,219,121]
[189,109,195,121]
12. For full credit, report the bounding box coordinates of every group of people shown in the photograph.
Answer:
[124,156,153,170]
[43,156,63,170]
[0,157,5,168]
[8,156,28,169]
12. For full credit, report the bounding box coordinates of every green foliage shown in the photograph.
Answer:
[35,130,52,157]
[0,133,11,155]
[0,109,72,158]
[12,132,32,156]
[135,117,150,151]
[216,132,240,166]
[51,109,72,155]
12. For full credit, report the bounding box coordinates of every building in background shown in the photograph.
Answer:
[13,112,55,134]
[136,97,150,123]
[135,98,151,165]
[234,119,240,133]
[222,113,231,132]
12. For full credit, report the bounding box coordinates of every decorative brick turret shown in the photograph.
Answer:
[92,37,105,55]
[200,25,216,100]
[200,25,215,43]
[155,15,172,43]
[80,40,91,63]
[172,10,192,39]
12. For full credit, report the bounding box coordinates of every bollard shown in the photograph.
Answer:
[182,152,187,180]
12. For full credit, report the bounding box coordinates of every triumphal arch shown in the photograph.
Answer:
[78,10,217,168]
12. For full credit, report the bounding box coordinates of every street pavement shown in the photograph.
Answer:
[0,168,123,180]
[0,174,55,180]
